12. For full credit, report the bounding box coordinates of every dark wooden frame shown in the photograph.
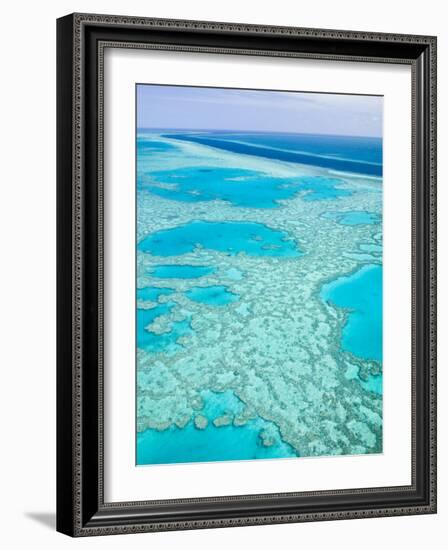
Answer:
[57,13,437,537]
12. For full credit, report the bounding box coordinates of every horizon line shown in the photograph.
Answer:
[136,128,383,140]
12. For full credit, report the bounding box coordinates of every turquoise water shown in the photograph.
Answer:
[344,364,382,395]
[224,267,244,280]
[150,264,216,279]
[142,165,352,207]
[322,211,380,226]
[137,287,192,352]
[200,389,244,417]
[297,177,352,201]
[321,264,382,362]
[137,306,192,353]
[137,420,297,464]
[137,390,297,465]
[139,220,302,258]
[360,373,383,395]
[137,136,176,154]
[359,243,382,253]
[186,285,240,306]
[136,123,383,464]
[137,286,175,301]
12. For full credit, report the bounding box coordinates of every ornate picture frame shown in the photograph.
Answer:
[57,13,437,536]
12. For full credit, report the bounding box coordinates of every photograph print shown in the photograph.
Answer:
[135,84,383,466]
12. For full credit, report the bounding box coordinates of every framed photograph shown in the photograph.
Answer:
[56,13,437,536]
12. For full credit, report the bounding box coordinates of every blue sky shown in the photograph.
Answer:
[137,84,383,137]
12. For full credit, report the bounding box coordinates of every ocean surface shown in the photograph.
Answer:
[162,131,382,176]
[321,264,383,362]
[136,129,383,465]
[137,390,297,464]
[142,165,353,207]
[139,220,302,257]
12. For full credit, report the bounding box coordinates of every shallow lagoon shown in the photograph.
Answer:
[321,264,383,362]
[150,264,216,279]
[139,220,302,258]
[344,363,382,396]
[361,373,383,395]
[137,136,176,154]
[186,285,240,306]
[143,165,352,207]
[137,306,192,353]
[137,419,297,464]
[137,390,297,464]
[137,286,174,302]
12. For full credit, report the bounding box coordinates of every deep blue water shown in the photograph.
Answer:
[186,285,240,306]
[205,132,382,164]
[321,264,382,362]
[150,264,216,279]
[321,211,381,226]
[137,390,297,465]
[141,165,352,207]
[164,132,382,176]
[139,220,302,258]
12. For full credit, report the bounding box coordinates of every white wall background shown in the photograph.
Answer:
[0,0,445,548]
